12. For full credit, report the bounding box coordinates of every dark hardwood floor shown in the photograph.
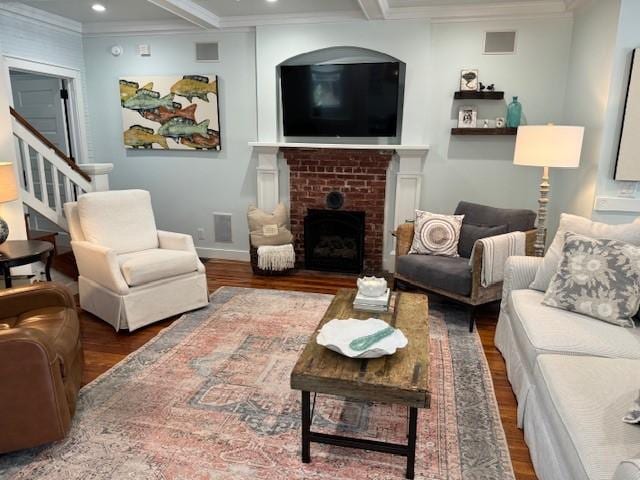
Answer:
[78,259,536,480]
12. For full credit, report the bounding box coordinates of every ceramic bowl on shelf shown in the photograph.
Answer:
[356,276,388,298]
[316,318,408,359]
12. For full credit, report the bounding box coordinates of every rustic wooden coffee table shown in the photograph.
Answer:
[290,289,430,479]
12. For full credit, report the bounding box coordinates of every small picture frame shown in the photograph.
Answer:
[495,117,506,128]
[458,106,477,128]
[460,69,479,91]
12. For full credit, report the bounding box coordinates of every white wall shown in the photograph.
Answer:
[427,17,573,218]
[547,0,621,233]
[82,31,257,258]
[591,0,640,223]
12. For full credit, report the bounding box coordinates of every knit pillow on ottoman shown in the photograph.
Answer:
[409,210,465,257]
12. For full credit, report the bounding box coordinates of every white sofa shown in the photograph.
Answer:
[496,256,640,480]
[64,190,209,331]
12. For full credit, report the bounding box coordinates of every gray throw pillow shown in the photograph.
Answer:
[458,223,508,258]
[530,213,640,291]
[542,233,640,327]
[409,210,464,257]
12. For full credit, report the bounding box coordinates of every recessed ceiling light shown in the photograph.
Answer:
[92,3,106,12]
[266,0,278,3]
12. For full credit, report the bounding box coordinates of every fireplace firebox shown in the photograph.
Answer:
[304,209,365,273]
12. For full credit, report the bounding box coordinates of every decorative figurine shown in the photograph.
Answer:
[483,119,490,128]
[496,117,506,128]
[487,84,496,92]
[479,82,487,91]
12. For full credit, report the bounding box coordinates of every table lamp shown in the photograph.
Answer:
[0,162,19,245]
[513,125,584,256]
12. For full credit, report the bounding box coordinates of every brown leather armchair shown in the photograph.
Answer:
[0,283,83,453]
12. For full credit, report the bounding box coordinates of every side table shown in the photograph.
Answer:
[0,240,54,288]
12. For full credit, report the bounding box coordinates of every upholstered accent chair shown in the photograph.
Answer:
[64,189,209,332]
[394,201,536,331]
[0,283,82,453]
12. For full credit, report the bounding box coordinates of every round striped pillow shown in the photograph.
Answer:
[409,210,465,257]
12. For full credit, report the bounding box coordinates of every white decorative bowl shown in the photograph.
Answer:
[316,318,408,359]
[357,276,388,298]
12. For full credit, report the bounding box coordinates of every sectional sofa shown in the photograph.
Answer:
[496,255,640,480]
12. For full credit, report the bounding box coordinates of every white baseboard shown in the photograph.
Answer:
[196,247,250,261]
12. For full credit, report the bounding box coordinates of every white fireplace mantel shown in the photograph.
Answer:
[250,142,429,271]
[249,142,429,152]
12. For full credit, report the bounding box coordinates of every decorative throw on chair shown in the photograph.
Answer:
[542,233,640,327]
[257,244,295,271]
[409,210,464,257]
[470,231,526,287]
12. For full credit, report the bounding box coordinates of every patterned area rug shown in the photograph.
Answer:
[0,287,514,480]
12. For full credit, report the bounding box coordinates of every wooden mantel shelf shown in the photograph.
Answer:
[248,142,430,152]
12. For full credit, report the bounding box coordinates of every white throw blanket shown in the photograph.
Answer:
[469,231,526,287]
[257,244,295,271]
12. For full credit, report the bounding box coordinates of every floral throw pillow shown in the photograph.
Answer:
[542,233,640,327]
[409,210,464,257]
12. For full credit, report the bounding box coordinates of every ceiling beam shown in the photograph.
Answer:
[146,0,220,29]
[356,0,386,20]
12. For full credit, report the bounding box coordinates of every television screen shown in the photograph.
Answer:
[280,62,401,137]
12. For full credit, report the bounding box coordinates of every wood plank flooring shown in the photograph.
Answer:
[78,259,536,480]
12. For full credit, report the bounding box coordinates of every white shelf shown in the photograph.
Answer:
[248,141,429,152]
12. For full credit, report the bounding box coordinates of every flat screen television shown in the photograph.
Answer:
[280,62,401,138]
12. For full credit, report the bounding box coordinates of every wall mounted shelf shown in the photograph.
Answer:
[453,91,505,100]
[451,128,517,136]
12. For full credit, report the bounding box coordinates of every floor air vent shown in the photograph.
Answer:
[213,213,232,243]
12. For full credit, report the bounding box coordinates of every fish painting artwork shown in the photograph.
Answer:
[158,118,210,139]
[120,75,220,150]
[124,125,169,149]
[180,129,220,149]
[170,75,217,103]
[141,104,198,124]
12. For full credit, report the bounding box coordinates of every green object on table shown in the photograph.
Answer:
[349,327,395,351]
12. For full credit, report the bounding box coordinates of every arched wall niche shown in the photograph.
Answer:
[276,46,406,144]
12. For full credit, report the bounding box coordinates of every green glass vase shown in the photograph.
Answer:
[506,96,522,128]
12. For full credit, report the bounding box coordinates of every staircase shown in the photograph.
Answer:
[9,107,112,281]
[10,107,94,232]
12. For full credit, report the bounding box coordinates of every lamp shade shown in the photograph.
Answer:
[513,125,584,168]
[0,162,19,203]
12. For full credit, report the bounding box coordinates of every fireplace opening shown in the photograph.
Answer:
[304,209,365,274]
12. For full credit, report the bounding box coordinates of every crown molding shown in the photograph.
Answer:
[82,19,200,36]
[383,1,569,21]
[0,2,82,34]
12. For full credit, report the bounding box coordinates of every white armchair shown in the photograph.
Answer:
[64,189,208,331]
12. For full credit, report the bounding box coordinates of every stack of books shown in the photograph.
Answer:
[353,288,391,312]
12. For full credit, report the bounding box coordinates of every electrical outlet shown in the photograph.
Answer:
[197,228,205,240]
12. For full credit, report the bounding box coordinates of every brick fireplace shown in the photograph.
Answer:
[282,147,393,272]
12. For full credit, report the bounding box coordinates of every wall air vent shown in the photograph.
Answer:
[196,42,220,62]
[213,212,232,243]
[484,31,517,55]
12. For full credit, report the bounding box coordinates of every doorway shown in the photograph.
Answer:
[9,70,74,159]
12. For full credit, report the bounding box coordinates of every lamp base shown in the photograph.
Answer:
[534,166,550,257]
[0,216,8,245]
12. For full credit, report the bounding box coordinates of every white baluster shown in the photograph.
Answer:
[36,152,49,206]
[21,141,34,195]
[64,176,73,205]
[51,165,62,215]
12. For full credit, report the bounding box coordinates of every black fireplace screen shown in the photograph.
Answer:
[304,209,365,273]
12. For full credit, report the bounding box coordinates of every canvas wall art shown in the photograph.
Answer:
[120,75,220,151]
